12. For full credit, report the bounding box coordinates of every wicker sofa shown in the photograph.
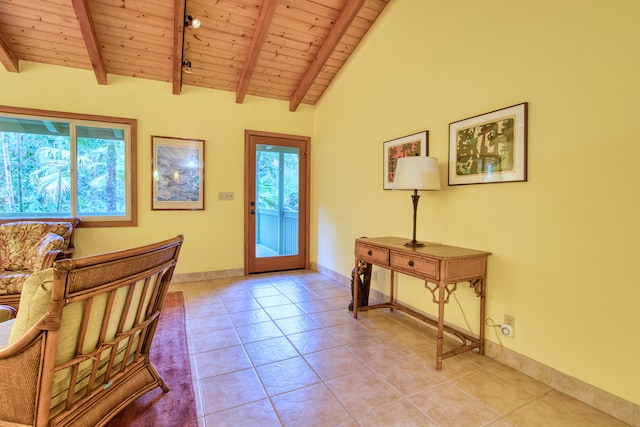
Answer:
[0,235,183,427]
[0,219,79,309]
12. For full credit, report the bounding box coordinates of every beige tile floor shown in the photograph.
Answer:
[169,270,629,427]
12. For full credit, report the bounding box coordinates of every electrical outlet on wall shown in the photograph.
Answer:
[501,314,515,337]
[372,270,378,281]
[504,314,515,327]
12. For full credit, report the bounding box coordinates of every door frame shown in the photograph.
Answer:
[244,129,311,275]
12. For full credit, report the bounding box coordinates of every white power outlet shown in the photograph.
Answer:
[372,270,378,281]
[502,314,515,337]
[500,324,515,337]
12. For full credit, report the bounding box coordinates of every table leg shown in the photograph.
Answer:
[389,270,395,311]
[479,278,486,355]
[436,282,446,370]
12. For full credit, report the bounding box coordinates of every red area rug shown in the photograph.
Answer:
[106,291,197,427]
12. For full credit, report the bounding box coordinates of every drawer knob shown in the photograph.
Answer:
[408,260,414,267]
[367,250,372,256]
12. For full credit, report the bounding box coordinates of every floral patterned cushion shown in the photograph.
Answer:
[0,222,72,269]
[23,234,65,271]
[0,272,31,295]
[0,221,74,296]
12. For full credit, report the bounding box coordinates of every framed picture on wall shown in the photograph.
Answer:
[151,136,205,210]
[448,102,528,185]
[383,130,429,189]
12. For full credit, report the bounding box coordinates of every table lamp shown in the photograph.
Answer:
[392,155,441,247]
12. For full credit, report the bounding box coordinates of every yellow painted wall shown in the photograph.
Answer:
[2,0,639,408]
[0,61,314,275]
[314,0,640,405]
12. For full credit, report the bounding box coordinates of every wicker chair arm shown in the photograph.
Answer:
[0,304,17,323]
[27,233,65,271]
[0,332,46,426]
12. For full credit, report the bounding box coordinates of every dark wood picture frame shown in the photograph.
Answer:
[383,130,429,189]
[448,103,528,185]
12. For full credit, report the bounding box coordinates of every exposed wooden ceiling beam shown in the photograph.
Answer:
[0,30,19,72]
[289,0,365,111]
[71,0,107,85]
[235,0,279,104]
[172,0,186,95]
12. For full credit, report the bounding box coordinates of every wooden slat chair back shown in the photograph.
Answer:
[0,235,183,427]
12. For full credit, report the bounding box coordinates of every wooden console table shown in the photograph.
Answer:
[352,237,491,369]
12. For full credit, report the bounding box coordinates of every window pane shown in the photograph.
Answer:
[0,118,71,216]
[0,107,136,226]
[76,126,127,217]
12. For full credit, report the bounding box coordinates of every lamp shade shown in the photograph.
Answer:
[392,156,441,191]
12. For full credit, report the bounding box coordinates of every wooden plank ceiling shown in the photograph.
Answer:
[0,0,389,111]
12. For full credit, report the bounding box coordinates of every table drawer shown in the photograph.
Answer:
[390,251,439,280]
[355,242,389,265]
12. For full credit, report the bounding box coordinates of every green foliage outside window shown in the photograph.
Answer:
[0,115,130,221]
[256,148,299,212]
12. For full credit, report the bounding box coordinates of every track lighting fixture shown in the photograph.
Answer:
[185,15,201,29]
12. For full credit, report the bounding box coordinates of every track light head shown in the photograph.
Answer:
[185,15,201,29]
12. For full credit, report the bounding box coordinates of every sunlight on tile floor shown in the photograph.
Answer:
[169,270,628,427]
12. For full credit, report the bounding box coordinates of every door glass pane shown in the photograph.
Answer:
[255,144,299,258]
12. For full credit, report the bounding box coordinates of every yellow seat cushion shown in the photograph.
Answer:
[8,269,54,344]
[6,266,151,412]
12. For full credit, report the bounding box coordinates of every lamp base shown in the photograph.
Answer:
[404,240,425,248]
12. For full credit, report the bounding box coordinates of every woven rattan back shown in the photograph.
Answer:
[33,235,182,426]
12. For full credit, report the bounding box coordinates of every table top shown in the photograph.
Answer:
[356,236,491,259]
